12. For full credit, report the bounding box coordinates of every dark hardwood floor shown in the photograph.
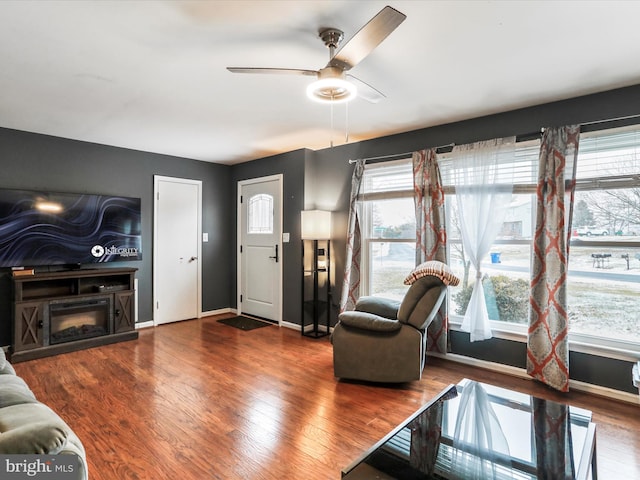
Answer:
[13,314,640,479]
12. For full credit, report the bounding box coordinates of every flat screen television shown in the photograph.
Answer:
[0,188,142,268]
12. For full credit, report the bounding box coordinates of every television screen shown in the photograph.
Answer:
[0,188,142,268]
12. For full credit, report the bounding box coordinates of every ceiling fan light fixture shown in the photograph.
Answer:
[306,77,357,104]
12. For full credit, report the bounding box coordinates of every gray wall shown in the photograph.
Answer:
[0,127,232,345]
[2,82,640,394]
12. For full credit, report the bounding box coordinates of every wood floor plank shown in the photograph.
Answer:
[12,314,640,479]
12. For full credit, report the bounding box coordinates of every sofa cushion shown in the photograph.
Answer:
[0,375,38,407]
[338,311,403,332]
[403,260,460,286]
[0,403,71,454]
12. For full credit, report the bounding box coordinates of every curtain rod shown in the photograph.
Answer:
[348,143,455,164]
[347,113,640,165]
[348,151,411,164]
[580,112,640,128]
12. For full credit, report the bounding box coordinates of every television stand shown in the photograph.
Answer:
[9,267,138,362]
[63,263,83,271]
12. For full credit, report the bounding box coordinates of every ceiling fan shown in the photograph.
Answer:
[227,5,406,104]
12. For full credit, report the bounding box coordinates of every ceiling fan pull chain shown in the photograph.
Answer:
[330,100,334,148]
[345,102,349,143]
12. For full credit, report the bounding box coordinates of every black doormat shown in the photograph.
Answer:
[218,316,273,331]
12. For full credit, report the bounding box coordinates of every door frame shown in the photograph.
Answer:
[237,174,283,325]
[153,175,202,325]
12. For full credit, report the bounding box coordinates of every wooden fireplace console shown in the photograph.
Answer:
[10,267,138,362]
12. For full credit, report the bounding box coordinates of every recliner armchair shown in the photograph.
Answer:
[332,261,459,383]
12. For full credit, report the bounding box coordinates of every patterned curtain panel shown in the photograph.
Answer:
[413,149,447,263]
[532,397,575,479]
[409,386,458,476]
[412,149,449,353]
[339,158,366,312]
[527,125,580,392]
[409,399,444,476]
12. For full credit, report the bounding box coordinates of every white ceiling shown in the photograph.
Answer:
[2,1,640,165]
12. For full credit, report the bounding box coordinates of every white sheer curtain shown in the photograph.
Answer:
[452,381,513,479]
[451,138,516,341]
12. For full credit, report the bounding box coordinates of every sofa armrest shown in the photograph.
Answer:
[338,311,402,332]
[0,403,71,454]
[0,349,16,375]
[59,431,88,480]
[354,296,401,319]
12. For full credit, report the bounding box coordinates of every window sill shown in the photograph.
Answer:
[449,317,640,362]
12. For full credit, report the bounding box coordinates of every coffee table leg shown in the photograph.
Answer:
[590,431,598,480]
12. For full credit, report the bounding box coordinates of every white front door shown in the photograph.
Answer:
[239,175,282,322]
[154,176,202,325]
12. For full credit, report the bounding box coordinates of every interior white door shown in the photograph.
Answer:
[239,176,282,322]
[154,176,201,325]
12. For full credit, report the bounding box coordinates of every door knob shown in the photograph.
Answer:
[189,256,198,262]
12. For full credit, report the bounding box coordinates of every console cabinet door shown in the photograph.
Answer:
[114,291,135,333]
[14,301,46,351]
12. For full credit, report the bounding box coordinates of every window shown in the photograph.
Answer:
[567,125,640,347]
[359,126,640,354]
[360,159,415,300]
[247,194,273,234]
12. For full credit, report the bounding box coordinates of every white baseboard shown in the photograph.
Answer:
[139,308,236,329]
[135,321,154,329]
[282,320,302,331]
[195,312,331,336]
[429,352,640,405]
[200,308,235,318]
[298,322,333,335]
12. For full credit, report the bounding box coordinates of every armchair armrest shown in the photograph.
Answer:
[338,311,402,332]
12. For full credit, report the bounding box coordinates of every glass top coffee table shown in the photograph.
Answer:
[342,379,597,479]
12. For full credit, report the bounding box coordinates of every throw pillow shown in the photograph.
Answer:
[404,260,460,286]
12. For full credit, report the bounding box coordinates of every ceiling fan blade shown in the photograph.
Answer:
[227,67,317,76]
[347,74,386,103]
[329,6,406,71]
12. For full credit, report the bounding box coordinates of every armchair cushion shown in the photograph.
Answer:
[398,275,447,329]
[338,311,402,332]
[354,296,401,319]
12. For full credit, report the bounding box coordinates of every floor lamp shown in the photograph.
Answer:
[301,210,331,338]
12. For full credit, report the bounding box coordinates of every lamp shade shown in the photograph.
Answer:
[301,210,332,240]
